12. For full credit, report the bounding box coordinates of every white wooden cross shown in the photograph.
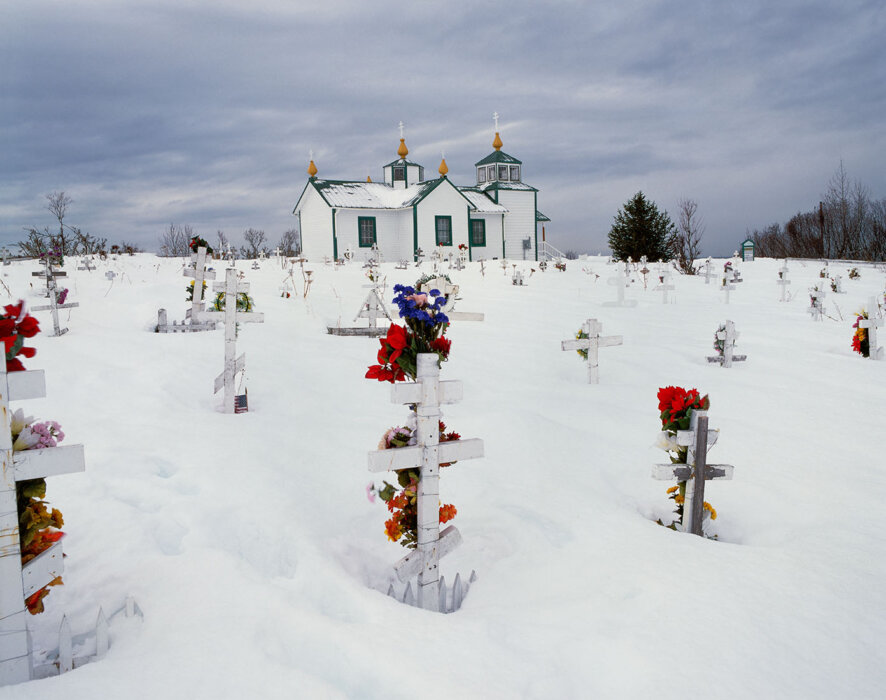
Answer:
[720,273,736,304]
[31,284,80,338]
[416,276,483,321]
[703,257,714,284]
[652,411,733,536]
[777,261,791,302]
[31,258,66,299]
[76,258,95,271]
[367,354,484,612]
[272,247,281,258]
[808,287,826,321]
[196,268,265,413]
[183,246,216,324]
[354,288,392,329]
[0,363,86,684]
[654,269,675,304]
[859,296,884,360]
[603,262,637,307]
[707,320,747,368]
[831,275,844,294]
[561,319,623,384]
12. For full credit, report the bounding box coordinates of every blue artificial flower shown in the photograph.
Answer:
[429,289,441,297]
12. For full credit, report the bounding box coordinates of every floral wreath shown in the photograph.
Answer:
[186,279,207,302]
[39,247,64,268]
[210,291,254,312]
[189,236,213,255]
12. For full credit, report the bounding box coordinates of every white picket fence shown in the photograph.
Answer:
[386,571,477,614]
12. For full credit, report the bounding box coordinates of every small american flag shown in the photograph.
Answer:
[234,393,248,414]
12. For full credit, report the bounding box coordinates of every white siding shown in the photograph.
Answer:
[416,181,470,257]
[498,190,537,261]
[468,213,503,261]
[297,186,334,262]
[335,209,412,262]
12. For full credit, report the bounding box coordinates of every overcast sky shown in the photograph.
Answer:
[2,0,884,256]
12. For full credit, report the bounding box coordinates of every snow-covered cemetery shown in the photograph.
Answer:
[0,243,883,697]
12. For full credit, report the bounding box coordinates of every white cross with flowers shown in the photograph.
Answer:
[652,410,733,536]
[859,296,884,360]
[196,268,264,413]
[808,286,826,320]
[720,273,736,304]
[561,319,623,384]
[183,245,216,324]
[367,354,483,612]
[30,265,80,337]
[654,268,675,304]
[703,258,714,284]
[0,354,85,682]
[707,320,747,368]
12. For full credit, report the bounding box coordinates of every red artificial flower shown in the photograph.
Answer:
[430,336,451,357]
[439,503,457,524]
[17,315,40,338]
[6,358,24,372]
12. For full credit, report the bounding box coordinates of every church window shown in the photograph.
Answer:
[358,217,377,247]
[498,165,509,180]
[487,165,496,181]
[509,165,520,181]
[393,166,405,181]
[470,219,486,246]
[477,167,486,184]
[435,216,452,246]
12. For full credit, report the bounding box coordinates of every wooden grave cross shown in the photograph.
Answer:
[807,287,826,321]
[859,296,884,360]
[652,411,733,536]
[654,269,675,304]
[31,260,79,336]
[603,263,637,307]
[777,262,791,302]
[720,273,736,304]
[831,275,843,294]
[703,258,714,284]
[707,320,747,368]
[31,258,66,299]
[183,246,216,324]
[76,258,95,272]
[0,364,86,684]
[196,268,265,413]
[367,354,483,612]
[417,276,483,322]
[354,287,392,329]
[561,318,623,384]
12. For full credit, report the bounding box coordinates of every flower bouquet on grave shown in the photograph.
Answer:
[574,327,590,361]
[186,279,207,302]
[1,302,40,372]
[848,267,860,280]
[189,235,213,254]
[851,310,870,357]
[11,408,66,614]
[819,267,828,278]
[712,324,728,358]
[654,386,717,530]
[39,246,64,268]
[56,287,69,305]
[365,284,450,382]
[368,420,460,548]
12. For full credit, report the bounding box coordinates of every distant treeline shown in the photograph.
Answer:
[750,164,885,261]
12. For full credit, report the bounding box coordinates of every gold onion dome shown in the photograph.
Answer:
[398,138,409,159]
[493,131,503,151]
[367,175,372,182]
[307,159,318,177]
[438,157,449,176]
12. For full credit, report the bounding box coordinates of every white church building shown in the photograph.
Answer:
[292,123,549,262]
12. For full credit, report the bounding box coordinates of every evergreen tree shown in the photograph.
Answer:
[607,191,677,261]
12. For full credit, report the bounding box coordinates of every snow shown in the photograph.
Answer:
[3,254,885,699]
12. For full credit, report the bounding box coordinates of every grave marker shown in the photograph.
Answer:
[561,319,623,384]
[703,257,714,284]
[367,354,483,612]
[707,320,747,368]
[720,273,736,304]
[603,263,637,307]
[808,287,826,321]
[196,269,265,413]
[654,269,675,304]
[652,411,733,536]
[858,296,884,360]
[777,261,791,302]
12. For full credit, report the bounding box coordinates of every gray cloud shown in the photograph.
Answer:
[2,0,883,256]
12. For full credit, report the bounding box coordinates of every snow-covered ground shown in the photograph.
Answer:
[3,253,885,699]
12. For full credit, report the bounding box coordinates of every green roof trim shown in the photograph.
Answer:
[474,150,522,166]
[410,177,476,209]
[383,158,424,168]
[536,210,550,222]
[480,180,537,193]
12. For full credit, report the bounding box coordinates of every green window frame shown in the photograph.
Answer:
[470,219,486,246]
[358,216,377,248]
[435,216,452,246]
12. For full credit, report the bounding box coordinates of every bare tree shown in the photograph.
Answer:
[158,223,190,257]
[674,198,704,274]
[46,191,74,255]
[240,228,267,259]
[278,228,300,256]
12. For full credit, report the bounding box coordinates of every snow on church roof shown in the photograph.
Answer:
[311,179,437,209]
[458,188,509,213]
